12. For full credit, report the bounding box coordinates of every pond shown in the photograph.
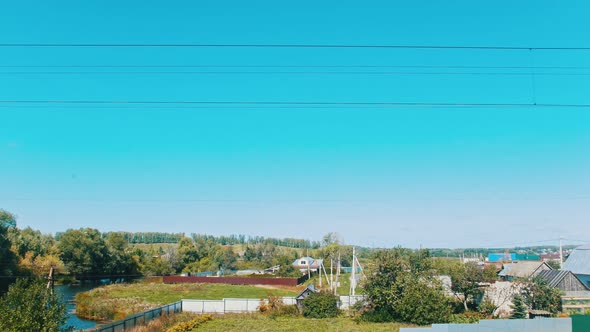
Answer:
[55,284,99,330]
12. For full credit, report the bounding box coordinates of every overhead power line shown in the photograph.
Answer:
[1,43,590,50]
[2,100,590,108]
[2,65,590,69]
[3,70,590,76]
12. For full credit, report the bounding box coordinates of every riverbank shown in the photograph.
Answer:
[75,280,299,321]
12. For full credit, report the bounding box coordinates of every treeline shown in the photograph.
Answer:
[191,233,321,249]
[103,232,184,244]
[55,231,185,244]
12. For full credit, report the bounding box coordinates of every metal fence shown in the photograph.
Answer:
[88,301,182,332]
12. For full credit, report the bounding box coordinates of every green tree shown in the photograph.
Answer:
[510,295,528,319]
[303,291,340,318]
[394,275,453,325]
[449,262,485,311]
[177,237,200,270]
[8,227,56,258]
[0,210,18,292]
[0,278,73,331]
[522,278,562,315]
[57,228,111,276]
[363,248,452,325]
[0,209,17,228]
[105,233,139,277]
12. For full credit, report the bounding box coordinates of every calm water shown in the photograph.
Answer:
[55,284,98,330]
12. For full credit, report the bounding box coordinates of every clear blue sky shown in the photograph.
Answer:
[1,1,590,248]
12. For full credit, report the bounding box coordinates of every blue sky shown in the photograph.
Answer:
[1,1,590,248]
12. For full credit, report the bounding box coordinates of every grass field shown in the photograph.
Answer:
[194,314,412,332]
[103,282,297,303]
[76,281,298,321]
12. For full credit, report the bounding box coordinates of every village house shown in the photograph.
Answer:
[563,244,590,289]
[497,261,552,281]
[536,270,589,292]
[292,256,323,273]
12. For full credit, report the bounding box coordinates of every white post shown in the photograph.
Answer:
[350,247,356,296]
[319,260,322,287]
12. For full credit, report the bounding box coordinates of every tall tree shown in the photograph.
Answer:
[0,209,18,292]
[522,278,562,315]
[363,248,452,325]
[57,228,111,277]
[0,209,17,228]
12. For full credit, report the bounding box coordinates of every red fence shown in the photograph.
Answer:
[163,275,302,286]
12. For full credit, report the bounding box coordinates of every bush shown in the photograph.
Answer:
[450,312,484,324]
[355,307,396,323]
[303,291,340,319]
[166,315,212,332]
[258,295,300,319]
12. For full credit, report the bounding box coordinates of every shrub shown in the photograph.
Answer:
[166,315,212,332]
[450,312,484,324]
[303,291,340,319]
[258,295,300,319]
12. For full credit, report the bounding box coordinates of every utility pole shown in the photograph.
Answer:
[350,247,356,296]
[330,259,333,293]
[46,265,55,294]
[319,259,322,287]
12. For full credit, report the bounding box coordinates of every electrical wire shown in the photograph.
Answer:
[1,100,590,108]
[1,43,590,50]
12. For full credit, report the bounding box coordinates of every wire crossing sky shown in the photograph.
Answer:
[1,0,590,248]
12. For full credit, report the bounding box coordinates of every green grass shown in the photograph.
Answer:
[195,314,412,332]
[76,282,298,321]
[106,282,297,303]
[303,273,365,296]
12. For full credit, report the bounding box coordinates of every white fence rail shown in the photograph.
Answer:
[182,295,366,314]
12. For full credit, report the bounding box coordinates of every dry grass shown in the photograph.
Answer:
[195,314,413,332]
[124,312,200,332]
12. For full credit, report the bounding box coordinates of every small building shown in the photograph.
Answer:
[528,309,552,319]
[295,284,318,312]
[498,261,552,281]
[536,270,589,292]
[563,244,590,289]
[292,256,323,273]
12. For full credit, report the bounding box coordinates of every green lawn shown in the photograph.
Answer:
[303,273,365,296]
[76,282,298,321]
[195,314,412,332]
[87,282,297,304]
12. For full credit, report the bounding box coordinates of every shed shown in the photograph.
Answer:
[536,270,589,292]
[563,244,590,289]
[295,284,318,312]
[529,309,552,319]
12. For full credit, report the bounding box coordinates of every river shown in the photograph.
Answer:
[55,284,98,330]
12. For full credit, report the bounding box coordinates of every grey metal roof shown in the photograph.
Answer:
[536,270,579,288]
[498,261,548,278]
[563,245,590,275]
